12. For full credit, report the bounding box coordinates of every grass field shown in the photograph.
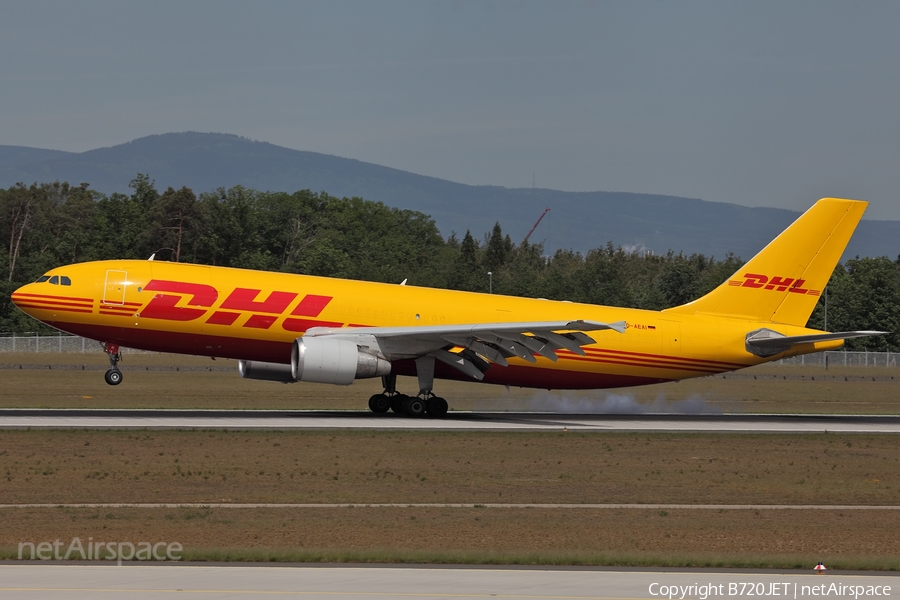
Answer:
[2,351,899,567]
[1,429,899,568]
[2,430,899,505]
[3,506,899,570]
[0,351,898,413]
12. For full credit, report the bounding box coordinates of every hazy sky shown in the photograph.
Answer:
[2,1,899,219]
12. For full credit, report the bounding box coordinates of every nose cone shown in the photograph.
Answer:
[11,282,30,306]
[10,282,38,315]
[11,280,93,319]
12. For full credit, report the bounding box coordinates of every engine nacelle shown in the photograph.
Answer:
[291,336,391,385]
[238,360,296,383]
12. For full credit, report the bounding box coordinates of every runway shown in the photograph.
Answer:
[1,409,900,432]
[0,564,897,600]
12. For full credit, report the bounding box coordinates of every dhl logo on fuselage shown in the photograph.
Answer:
[726,273,821,297]
[131,280,342,331]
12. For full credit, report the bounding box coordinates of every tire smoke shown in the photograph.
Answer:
[475,391,721,414]
[528,391,720,414]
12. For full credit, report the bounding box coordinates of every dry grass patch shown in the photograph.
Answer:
[2,507,899,568]
[0,430,898,505]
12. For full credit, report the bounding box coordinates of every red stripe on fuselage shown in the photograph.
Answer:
[12,297,92,310]
[578,347,747,369]
[562,353,724,374]
[14,303,93,314]
[12,292,94,303]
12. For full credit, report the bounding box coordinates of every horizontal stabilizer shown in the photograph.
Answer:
[746,328,887,357]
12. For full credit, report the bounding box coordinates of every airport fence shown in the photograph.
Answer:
[0,333,154,354]
[0,332,897,367]
[772,350,899,368]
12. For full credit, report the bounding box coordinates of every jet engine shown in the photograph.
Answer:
[291,336,391,385]
[238,360,296,383]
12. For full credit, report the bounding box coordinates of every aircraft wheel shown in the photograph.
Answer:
[426,396,449,419]
[368,394,390,414]
[104,369,123,386]
[404,396,426,417]
[390,394,408,414]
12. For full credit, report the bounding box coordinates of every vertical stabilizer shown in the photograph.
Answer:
[666,198,867,326]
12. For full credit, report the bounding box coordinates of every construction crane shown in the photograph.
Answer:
[523,208,550,244]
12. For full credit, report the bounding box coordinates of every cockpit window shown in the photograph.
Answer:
[36,274,71,285]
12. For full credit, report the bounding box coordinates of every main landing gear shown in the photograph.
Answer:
[102,342,123,386]
[368,368,449,418]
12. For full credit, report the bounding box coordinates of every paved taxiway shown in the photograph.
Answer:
[1,564,897,600]
[1,409,900,432]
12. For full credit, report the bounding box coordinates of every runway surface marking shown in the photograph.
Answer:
[2,503,900,510]
[2,410,900,432]
[0,565,897,600]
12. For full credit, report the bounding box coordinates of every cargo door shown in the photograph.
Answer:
[103,270,128,305]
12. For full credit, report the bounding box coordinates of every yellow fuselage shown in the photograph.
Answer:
[11,260,838,390]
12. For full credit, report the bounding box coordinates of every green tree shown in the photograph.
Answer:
[151,186,198,262]
[2,184,37,282]
[450,230,481,291]
[484,222,511,272]
[574,243,634,307]
[809,257,900,350]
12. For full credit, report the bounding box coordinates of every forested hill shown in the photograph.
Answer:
[1,132,896,259]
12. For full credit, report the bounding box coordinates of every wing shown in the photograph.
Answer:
[303,320,626,381]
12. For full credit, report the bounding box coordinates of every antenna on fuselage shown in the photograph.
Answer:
[149,247,175,261]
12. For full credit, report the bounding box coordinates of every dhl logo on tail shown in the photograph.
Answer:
[727,273,821,296]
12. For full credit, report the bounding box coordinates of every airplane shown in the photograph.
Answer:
[10,197,885,418]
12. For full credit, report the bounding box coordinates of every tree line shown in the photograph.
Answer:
[1,175,897,350]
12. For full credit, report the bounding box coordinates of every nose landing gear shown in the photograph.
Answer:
[102,342,123,386]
